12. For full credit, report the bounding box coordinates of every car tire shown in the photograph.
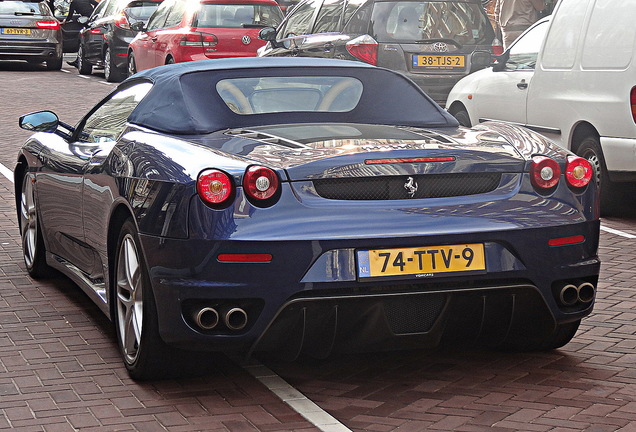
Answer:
[113,219,171,380]
[77,45,92,75]
[46,55,63,70]
[576,135,614,210]
[104,47,124,82]
[166,56,174,65]
[127,51,137,77]
[19,171,53,279]
[450,106,471,127]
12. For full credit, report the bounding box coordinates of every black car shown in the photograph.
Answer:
[75,0,162,81]
[0,0,63,69]
[258,0,500,104]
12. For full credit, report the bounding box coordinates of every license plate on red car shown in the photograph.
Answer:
[357,243,486,279]
[2,28,31,35]
[412,54,465,70]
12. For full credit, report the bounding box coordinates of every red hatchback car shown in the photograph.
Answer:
[127,0,283,73]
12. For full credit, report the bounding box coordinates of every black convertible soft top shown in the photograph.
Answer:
[126,57,459,134]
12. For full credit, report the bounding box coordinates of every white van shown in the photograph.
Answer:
[445,0,636,207]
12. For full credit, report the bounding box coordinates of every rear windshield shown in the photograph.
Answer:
[372,1,491,45]
[216,76,363,114]
[194,3,283,28]
[125,0,161,21]
[0,0,49,15]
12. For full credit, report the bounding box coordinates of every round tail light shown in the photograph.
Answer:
[197,169,234,207]
[530,156,561,190]
[243,166,279,201]
[565,156,593,188]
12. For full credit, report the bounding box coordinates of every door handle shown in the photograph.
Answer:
[151,36,157,42]
[324,42,334,52]
[517,79,528,90]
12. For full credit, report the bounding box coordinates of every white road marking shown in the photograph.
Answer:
[0,162,14,183]
[600,225,636,239]
[242,360,353,432]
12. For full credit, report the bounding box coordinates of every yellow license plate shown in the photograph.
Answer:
[2,28,31,35]
[357,243,485,279]
[413,54,465,70]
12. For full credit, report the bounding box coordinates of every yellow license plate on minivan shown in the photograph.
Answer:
[2,28,31,35]
[413,54,465,70]
[357,243,485,279]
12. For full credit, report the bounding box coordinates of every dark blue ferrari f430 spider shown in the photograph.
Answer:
[16,58,600,379]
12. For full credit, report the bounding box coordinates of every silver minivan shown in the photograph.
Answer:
[0,0,63,69]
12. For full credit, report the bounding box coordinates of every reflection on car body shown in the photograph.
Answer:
[16,57,599,380]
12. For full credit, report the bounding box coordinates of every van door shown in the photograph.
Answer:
[526,0,591,146]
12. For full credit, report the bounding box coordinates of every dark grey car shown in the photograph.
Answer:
[75,0,162,82]
[0,0,63,69]
[258,0,498,104]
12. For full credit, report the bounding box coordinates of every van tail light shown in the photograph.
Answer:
[346,34,378,66]
[243,166,280,203]
[114,13,130,30]
[630,86,636,123]
[530,156,561,190]
[565,156,593,188]
[491,38,503,56]
[197,169,234,208]
[36,20,60,30]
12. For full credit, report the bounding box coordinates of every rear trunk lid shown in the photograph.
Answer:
[222,123,525,181]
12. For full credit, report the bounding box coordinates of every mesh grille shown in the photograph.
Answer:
[313,173,501,200]
[384,294,446,334]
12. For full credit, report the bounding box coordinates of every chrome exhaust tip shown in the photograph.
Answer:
[194,307,219,330]
[577,282,595,303]
[559,284,579,306]
[224,307,248,331]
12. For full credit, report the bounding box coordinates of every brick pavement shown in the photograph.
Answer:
[2,63,636,432]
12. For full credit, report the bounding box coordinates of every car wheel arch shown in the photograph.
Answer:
[570,122,600,154]
[447,101,472,127]
[13,158,28,217]
[106,204,137,321]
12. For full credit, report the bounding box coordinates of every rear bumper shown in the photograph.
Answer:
[143,219,600,355]
[0,40,62,61]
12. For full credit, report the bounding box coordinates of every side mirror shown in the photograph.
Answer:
[492,51,510,72]
[19,111,59,133]
[470,50,494,72]
[130,21,145,32]
[258,27,277,42]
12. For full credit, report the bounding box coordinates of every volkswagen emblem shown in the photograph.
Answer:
[432,42,449,52]
[404,177,418,198]
[242,35,251,45]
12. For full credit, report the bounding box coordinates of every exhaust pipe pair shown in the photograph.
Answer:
[559,282,595,306]
[193,306,248,331]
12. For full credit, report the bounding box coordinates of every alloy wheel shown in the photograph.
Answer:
[20,176,37,269]
[116,234,144,365]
